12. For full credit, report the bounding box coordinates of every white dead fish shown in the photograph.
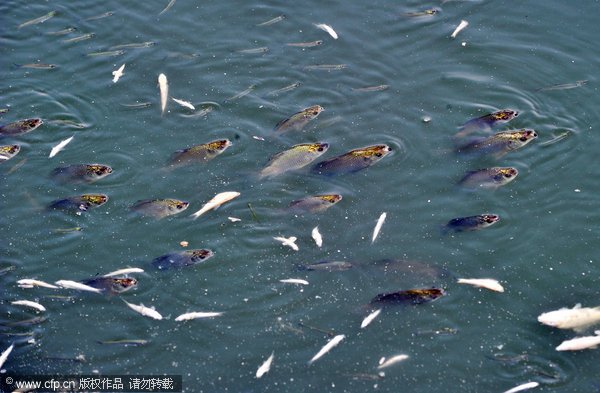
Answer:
[0,344,14,371]
[17,279,58,289]
[371,212,386,244]
[112,63,125,83]
[252,136,265,141]
[11,300,46,312]
[103,267,144,277]
[280,278,309,285]
[360,309,381,329]
[457,278,505,293]
[228,217,241,222]
[312,226,323,248]
[190,191,240,219]
[174,311,223,321]
[556,330,600,351]
[377,354,409,369]
[172,98,195,110]
[451,20,469,38]
[55,280,102,293]
[308,334,345,365]
[158,73,168,114]
[124,300,163,320]
[256,352,274,378]
[273,236,298,251]
[48,136,74,158]
[502,381,540,393]
[314,23,338,39]
[537,303,600,333]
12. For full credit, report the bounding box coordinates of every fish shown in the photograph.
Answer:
[459,167,518,189]
[444,214,500,232]
[273,236,299,251]
[112,64,125,83]
[314,23,338,39]
[46,27,77,35]
[46,119,87,128]
[11,300,46,312]
[15,63,57,70]
[308,334,345,365]
[48,135,74,158]
[280,278,308,285]
[224,84,256,103]
[360,309,381,328]
[0,145,20,162]
[190,191,240,219]
[274,105,324,133]
[120,102,152,109]
[62,33,96,43]
[2,316,47,327]
[372,212,387,243]
[131,198,189,218]
[300,261,353,271]
[168,139,232,167]
[18,10,57,29]
[312,144,391,175]
[259,142,329,178]
[86,50,125,57]
[286,40,323,48]
[456,109,519,138]
[539,131,571,147]
[502,381,540,393]
[377,354,410,369]
[451,20,469,38]
[85,11,114,21]
[236,47,269,54]
[158,73,168,114]
[51,164,113,184]
[312,226,323,248]
[55,280,102,293]
[537,303,600,332]
[103,267,144,277]
[0,344,14,370]
[124,301,163,320]
[556,331,600,351]
[405,9,439,17]
[152,249,214,270]
[0,108,8,114]
[81,277,137,294]
[257,15,286,26]
[110,42,156,50]
[49,194,108,213]
[303,64,347,71]
[256,352,275,378]
[174,311,223,321]
[457,129,537,158]
[288,194,342,213]
[172,98,195,110]
[6,157,27,174]
[371,288,446,305]
[17,279,58,289]
[457,278,505,292]
[352,84,389,92]
[0,265,16,276]
[159,0,176,15]
[228,217,241,222]
[0,118,43,136]
[98,339,149,346]
[266,82,301,96]
[537,80,587,92]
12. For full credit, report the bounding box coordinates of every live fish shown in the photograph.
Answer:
[256,352,275,379]
[260,142,329,178]
[539,131,571,147]
[236,47,269,54]
[459,167,518,189]
[556,331,600,351]
[353,84,389,92]
[190,191,240,219]
[18,10,56,29]
[457,129,537,158]
[224,84,256,103]
[312,226,323,248]
[274,105,324,132]
[175,311,223,321]
[47,119,87,128]
[172,98,195,110]
[308,334,345,365]
[158,73,168,114]
[378,354,409,369]
[372,212,387,243]
[266,82,301,96]
[86,50,125,57]
[46,27,77,35]
[17,279,58,289]
[103,267,144,277]
[304,64,347,71]
[48,135,74,158]
[445,214,500,232]
[537,303,600,332]
[537,80,587,92]
[312,144,391,175]
[314,23,338,39]
[6,157,26,174]
[371,288,446,305]
[300,261,353,271]
[0,145,20,162]
[85,11,114,21]
[55,280,102,293]
[98,339,149,346]
[257,15,286,26]
[288,194,342,213]
[15,63,57,70]
[457,278,505,292]
[405,9,439,17]
[131,198,189,218]
[456,109,519,138]
[360,309,381,328]
[110,42,156,50]
[273,236,299,251]
[2,316,46,327]
[81,277,137,294]
[0,118,43,136]
[51,164,113,183]
[63,33,95,43]
[124,301,163,320]
[11,300,46,312]
[286,40,323,48]
[112,64,125,83]
[120,102,152,109]
[0,344,14,370]
[48,194,108,213]
[168,139,231,167]
[152,249,214,270]
[159,0,176,15]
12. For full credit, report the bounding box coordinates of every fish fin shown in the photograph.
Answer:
[274,117,290,131]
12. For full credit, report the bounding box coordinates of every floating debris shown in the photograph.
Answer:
[228,217,241,222]
[17,279,58,289]
[103,267,144,277]
[112,64,125,83]
[502,381,540,393]
[49,135,74,158]
[308,334,345,365]
[256,352,275,378]
[55,280,102,293]
[361,309,381,329]
[158,73,168,114]
[372,212,387,243]
[0,344,14,370]
[451,20,469,38]
[273,236,298,251]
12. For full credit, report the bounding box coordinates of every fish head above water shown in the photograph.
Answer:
[86,164,113,178]
[350,144,391,161]
[316,194,342,204]
[206,139,232,153]
[158,199,189,213]
[499,129,537,150]
[479,214,500,226]
[491,109,518,122]
[0,144,20,158]
[302,142,329,154]
[303,105,324,118]
[110,277,138,293]
[81,194,109,207]
[187,249,215,263]
[492,167,519,183]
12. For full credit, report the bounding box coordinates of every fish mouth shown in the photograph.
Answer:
[482,214,500,223]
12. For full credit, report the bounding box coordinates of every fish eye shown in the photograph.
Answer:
[317,147,323,152]
[375,153,382,157]
[519,136,528,142]
[504,173,512,178]
[533,132,538,137]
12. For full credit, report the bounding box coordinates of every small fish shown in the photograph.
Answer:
[2,316,46,327]
[172,98,195,110]
[312,226,323,248]
[457,278,504,292]
[444,214,500,232]
[556,331,600,351]
[46,27,77,35]
[537,303,600,333]
[266,82,301,96]
[288,194,342,214]
[236,47,269,54]
[51,164,113,184]
[103,267,144,277]
[17,279,58,289]
[257,15,286,26]
[169,139,232,167]
[11,300,46,312]
[502,381,540,393]
[459,167,518,189]
[286,40,323,48]
[6,157,26,174]
[372,212,387,243]
[85,11,114,21]
[456,109,519,138]
[174,311,223,321]
[256,352,275,378]
[0,344,14,370]
[190,191,240,219]
[274,105,324,133]
[87,50,125,57]
[458,129,538,157]
[0,118,43,136]
[273,236,299,251]
[110,41,156,50]
[49,194,108,213]
[304,64,347,71]
[0,145,20,162]
[352,84,389,92]
[158,73,168,114]
[0,265,16,276]
[312,144,391,176]
[62,33,95,43]
[131,198,189,219]
[537,80,587,92]
[46,119,87,128]
[371,288,446,305]
[112,64,125,83]
[224,84,256,103]
[18,10,57,29]
[405,9,439,17]
[260,142,329,178]
[314,23,338,39]
[378,354,409,369]
[280,278,308,285]
[124,301,163,320]
[120,102,152,109]
[48,135,74,158]
[361,309,381,328]
[98,339,149,346]
[81,277,137,294]
[451,20,469,38]
[159,0,176,15]
[301,261,353,271]
[416,327,459,336]
[308,334,345,365]
[15,63,57,70]
[55,280,102,293]
[539,131,571,146]
[152,249,214,270]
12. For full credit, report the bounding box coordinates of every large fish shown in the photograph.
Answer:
[260,142,329,178]
[152,249,214,270]
[0,145,20,162]
[51,164,113,183]
[168,139,231,167]
[300,260,353,272]
[556,331,600,351]
[81,277,137,294]
[371,288,446,305]
[0,118,43,136]
[459,167,518,189]
[444,214,500,232]
[538,303,600,333]
[456,109,518,138]
[288,194,342,213]
[274,105,323,132]
[130,198,189,218]
[312,144,391,175]
[457,129,537,158]
[190,191,240,219]
[48,194,108,213]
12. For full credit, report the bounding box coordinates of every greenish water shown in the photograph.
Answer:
[1,0,599,392]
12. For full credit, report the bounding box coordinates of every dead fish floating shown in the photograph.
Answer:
[152,249,214,270]
[371,288,446,305]
[0,118,43,136]
[51,164,113,184]
[312,144,391,176]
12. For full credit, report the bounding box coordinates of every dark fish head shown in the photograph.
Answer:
[350,144,391,162]
[164,199,189,213]
[81,194,108,207]
[492,109,518,122]
[405,288,446,302]
[316,194,342,204]
[491,167,519,183]
[187,249,215,264]
[0,145,20,155]
[207,139,232,153]
[110,277,137,293]
[308,142,329,153]
[480,214,500,225]
[25,118,43,129]
[304,105,324,118]
[86,164,113,178]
